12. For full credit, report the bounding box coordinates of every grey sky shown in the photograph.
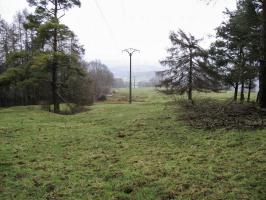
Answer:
[0,0,236,74]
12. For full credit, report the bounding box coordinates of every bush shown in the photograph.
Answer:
[97,95,107,101]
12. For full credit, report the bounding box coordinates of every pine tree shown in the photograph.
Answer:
[210,0,260,102]
[26,0,81,113]
[159,29,221,101]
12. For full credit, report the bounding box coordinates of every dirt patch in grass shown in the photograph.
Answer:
[177,99,266,130]
[45,183,56,193]
[41,103,90,115]
[59,105,89,115]
[14,173,27,180]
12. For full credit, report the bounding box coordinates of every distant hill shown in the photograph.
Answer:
[109,65,163,82]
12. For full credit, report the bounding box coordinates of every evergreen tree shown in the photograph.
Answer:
[159,29,221,101]
[0,6,95,109]
[210,0,260,102]
[26,0,81,113]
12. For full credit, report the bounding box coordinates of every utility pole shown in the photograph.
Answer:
[134,76,136,88]
[122,48,140,104]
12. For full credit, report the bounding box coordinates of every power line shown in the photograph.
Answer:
[93,0,116,42]
[121,0,126,24]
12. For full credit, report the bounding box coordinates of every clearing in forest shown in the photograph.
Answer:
[0,88,265,200]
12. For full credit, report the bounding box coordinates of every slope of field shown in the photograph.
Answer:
[0,88,265,200]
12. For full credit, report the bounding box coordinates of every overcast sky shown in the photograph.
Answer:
[0,0,236,74]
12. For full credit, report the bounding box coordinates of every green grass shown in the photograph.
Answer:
[0,88,265,199]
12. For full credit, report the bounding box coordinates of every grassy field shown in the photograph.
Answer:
[0,88,265,200]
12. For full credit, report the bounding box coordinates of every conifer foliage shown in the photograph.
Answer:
[0,1,114,112]
[159,29,221,101]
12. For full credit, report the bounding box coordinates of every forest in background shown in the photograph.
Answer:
[0,0,114,113]
[0,0,266,111]
[159,0,261,104]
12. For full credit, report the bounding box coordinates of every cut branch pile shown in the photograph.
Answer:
[177,99,266,130]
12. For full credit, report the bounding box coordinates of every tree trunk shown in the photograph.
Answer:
[247,79,252,102]
[188,52,193,101]
[52,0,60,113]
[257,90,261,103]
[259,1,266,108]
[18,15,23,52]
[240,82,245,103]
[234,82,239,101]
[14,82,17,106]
[25,28,29,61]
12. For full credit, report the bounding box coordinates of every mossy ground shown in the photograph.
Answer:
[0,88,265,199]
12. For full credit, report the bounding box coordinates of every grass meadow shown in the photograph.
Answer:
[0,88,265,199]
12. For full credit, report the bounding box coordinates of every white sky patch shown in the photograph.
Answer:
[0,0,236,73]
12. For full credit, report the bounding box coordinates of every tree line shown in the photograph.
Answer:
[160,0,265,104]
[0,0,113,113]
